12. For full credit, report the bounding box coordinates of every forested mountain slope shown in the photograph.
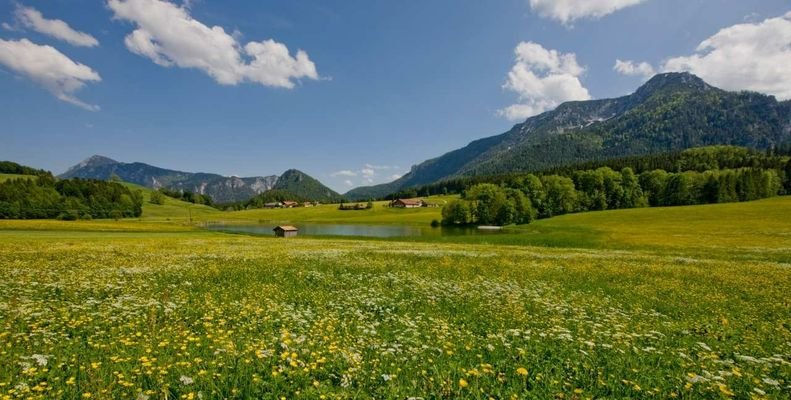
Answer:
[346,73,791,199]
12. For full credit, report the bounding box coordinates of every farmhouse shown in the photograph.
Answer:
[264,202,281,208]
[273,225,298,237]
[281,201,299,208]
[390,198,423,208]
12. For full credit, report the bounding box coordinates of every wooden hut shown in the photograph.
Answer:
[273,225,299,238]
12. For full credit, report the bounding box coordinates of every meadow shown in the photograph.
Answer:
[1,196,790,398]
[0,174,33,183]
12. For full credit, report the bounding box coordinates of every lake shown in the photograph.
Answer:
[205,223,506,238]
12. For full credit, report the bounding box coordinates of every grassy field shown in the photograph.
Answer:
[122,182,448,225]
[201,199,452,225]
[0,173,34,183]
[1,198,790,398]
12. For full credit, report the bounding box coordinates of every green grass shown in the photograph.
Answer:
[0,225,789,398]
[119,182,222,222]
[0,173,34,183]
[376,196,791,262]
[204,198,451,225]
[1,198,790,398]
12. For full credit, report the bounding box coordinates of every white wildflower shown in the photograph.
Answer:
[31,354,48,366]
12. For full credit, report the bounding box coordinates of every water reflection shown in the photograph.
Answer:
[206,223,504,238]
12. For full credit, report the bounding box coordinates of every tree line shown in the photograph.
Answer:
[441,147,790,226]
[0,176,143,220]
[0,161,52,177]
[217,189,307,211]
[395,146,789,200]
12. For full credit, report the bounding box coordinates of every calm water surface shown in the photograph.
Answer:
[206,223,505,238]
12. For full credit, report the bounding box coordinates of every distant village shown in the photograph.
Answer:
[261,198,442,209]
[263,200,320,208]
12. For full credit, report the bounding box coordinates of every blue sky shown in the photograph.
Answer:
[1,0,789,192]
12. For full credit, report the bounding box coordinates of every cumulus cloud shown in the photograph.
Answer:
[15,5,99,47]
[107,0,318,88]
[344,180,354,187]
[330,170,357,177]
[0,38,101,110]
[661,11,791,100]
[390,174,402,180]
[529,0,647,24]
[613,59,655,79]
[499,41,591,121]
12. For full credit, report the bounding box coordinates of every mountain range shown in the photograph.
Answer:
[59,156,341,203]
[346,72,791,200]
[58,73,791,203]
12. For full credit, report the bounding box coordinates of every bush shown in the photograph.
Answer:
[56,212,77,221]
[150,190,166,205]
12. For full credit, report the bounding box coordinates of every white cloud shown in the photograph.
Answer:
[613,59,655,79]
[529,0,647,25]
[107,0,318,89]
[0,38,101,111]
[331,164,401,188]
[661,11,791,100]
[15,5,99,47]
[330,170,357,177]
[499,41,591,121]
[1,22,14,31]
[364,163,395,170]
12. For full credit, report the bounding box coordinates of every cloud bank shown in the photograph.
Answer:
[107,0,318,89]
[529,0,647,24]
[15,5,99,47]
[614,12,791,100]
[499,41,591,121]
[661,11,791,100]
[0,38,101,110]
[613,59,655,79]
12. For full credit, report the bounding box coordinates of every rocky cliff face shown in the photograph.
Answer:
[59,157,278,203]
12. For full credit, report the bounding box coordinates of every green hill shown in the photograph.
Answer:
[269,169,344,203]
[118,182,220,221]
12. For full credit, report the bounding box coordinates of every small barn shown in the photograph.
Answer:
[281,201,299,208]
[273,225,299,237]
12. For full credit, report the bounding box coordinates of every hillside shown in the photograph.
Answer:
[0,173,34,183]
[346,73,791,199]
[269,169,344,203]
[118,182,220,221]
[59,155,278,203]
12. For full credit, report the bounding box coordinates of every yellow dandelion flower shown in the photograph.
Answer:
[516,367,528,376]
[459,378,469,388]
